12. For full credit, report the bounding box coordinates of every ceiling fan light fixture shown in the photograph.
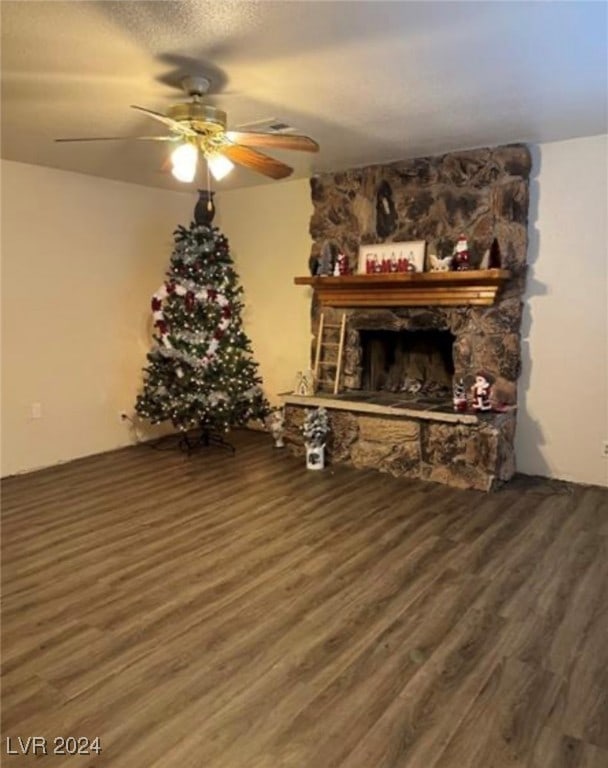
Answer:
[207,153,234,181]
[57,74,317,182]
[171,142,198,182]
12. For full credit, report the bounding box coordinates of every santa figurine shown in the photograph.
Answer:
[452,234,471,271]
[471,372,493,411]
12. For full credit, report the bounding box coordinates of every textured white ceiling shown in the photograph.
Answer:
[1,0,606,191]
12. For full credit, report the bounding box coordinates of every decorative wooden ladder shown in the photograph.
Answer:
[313,313,347,395]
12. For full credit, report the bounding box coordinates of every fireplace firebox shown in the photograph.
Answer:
[359,329,455,399]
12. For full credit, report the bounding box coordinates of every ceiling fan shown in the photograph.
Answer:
[55,75,319,182]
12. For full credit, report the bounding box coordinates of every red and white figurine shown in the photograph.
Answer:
[452,234,471,271]
[471,373,493,411]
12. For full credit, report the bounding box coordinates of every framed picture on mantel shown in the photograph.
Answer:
[358,240,426,274]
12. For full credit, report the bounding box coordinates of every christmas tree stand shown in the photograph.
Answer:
[178,427,235,456]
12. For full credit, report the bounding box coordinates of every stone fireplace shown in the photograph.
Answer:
[283,144,531,490]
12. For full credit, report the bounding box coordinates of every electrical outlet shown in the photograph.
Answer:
[602,440,608,458]
[31,402,42,419]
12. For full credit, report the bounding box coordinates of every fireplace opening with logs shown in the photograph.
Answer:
[359,329,456,404]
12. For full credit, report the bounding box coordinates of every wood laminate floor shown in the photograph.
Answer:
[1,429,607,768]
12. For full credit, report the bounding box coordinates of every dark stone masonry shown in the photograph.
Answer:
[284,406,517,492]
[286,144,531,491]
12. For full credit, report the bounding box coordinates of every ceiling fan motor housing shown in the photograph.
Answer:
[168,102,227,134]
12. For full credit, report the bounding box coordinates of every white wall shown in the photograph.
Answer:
[1,160,192,476]
[215,179,313,407]
[516,135,608,486]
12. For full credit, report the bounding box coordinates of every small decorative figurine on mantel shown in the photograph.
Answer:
[318,240,338,276]
[471,372,493,411]
[428,253,453,272]
[479,238,502,270]
[452,234,471,271]
[308,252,319,276]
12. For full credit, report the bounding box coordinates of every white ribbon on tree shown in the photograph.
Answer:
[151,281,231,368]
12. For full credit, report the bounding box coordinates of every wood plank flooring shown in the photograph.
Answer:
[1,429,607,768]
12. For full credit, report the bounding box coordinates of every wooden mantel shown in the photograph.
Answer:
[294,269,511,307]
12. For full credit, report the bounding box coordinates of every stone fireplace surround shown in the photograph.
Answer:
[283,144,530,491]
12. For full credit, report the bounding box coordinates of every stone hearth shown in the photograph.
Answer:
[283,394,516,492]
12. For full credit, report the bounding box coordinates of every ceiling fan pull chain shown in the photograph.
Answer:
[206,163,213,210]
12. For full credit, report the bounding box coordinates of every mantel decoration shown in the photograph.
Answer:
[302,407,330,470]
[428,253,453,272]
[358,240,425,274]
[452,234,471,271]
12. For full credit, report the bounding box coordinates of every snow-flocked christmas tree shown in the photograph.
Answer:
[135,217,270,437]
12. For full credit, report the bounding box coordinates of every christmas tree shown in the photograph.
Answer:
[135,218,270,438]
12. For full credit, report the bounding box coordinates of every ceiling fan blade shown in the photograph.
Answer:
[55,136,177,143]
[130,105,196,136]
[226,131,319,152]
[221,143,293,180]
